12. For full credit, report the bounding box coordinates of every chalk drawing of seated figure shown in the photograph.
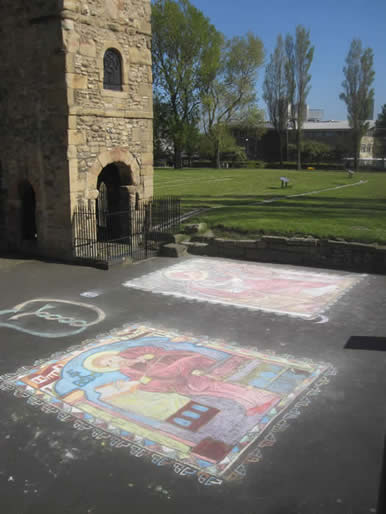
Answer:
[84,346,280,417]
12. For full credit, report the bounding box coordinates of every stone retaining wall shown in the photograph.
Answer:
[186,236,386,274]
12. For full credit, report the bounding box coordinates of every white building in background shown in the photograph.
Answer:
[287,104,324,122]
[307,108,324,122]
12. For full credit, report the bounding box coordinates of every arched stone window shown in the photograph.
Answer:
[103,48,123,91]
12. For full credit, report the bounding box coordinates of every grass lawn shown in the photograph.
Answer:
[154,168,386,245]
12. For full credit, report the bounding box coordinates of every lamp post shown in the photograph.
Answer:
[245,138,249,159]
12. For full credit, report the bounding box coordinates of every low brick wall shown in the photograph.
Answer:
[187,235,386,274]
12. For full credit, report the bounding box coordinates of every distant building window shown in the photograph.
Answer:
[103,48,123,91]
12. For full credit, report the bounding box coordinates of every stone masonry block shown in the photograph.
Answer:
[68,116,77,130]
[62,0,80,12]
[68,130,86,145]
[141,154,153,167]
[68,158,78,178]
[67,145,77,159]
[79,40,97,57]
[63,32,80,53]
[66,73,88,89]
[127,47,151,66]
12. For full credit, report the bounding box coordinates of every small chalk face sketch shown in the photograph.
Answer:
[0,299,106,338]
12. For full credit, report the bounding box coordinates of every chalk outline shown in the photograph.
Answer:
[0,298,106,338]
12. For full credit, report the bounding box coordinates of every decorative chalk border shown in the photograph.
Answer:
[123,258,365,323]
[0,323,336,485]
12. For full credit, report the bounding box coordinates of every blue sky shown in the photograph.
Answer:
[191,0,385,121]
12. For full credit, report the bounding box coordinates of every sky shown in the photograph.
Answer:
[190,0,385,121]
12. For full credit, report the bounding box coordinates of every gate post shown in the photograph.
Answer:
[119,185,136,244]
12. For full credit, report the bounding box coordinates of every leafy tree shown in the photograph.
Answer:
[285,26,314,170]
[152,0,222,168]
[376,104,386,128]
[340,39,375,170]
[201,32,264,168]
[263,35,288,164]
[153,95,173,165]
[198,129,245,163]
[302,140,333,163]
[375,104,386,157]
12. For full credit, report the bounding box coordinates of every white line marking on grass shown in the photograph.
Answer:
[156,177,233,190]
[287,179,368,198]
[252,179,368,206]
[172,178,369,222]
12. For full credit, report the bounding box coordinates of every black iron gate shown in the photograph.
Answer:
[72,197,181,264]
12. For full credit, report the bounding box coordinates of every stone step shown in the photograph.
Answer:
[159,243,188,258]
[181,241,209,256]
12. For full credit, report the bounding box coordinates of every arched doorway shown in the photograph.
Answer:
[96,162,133,240]
[19,181,37,241]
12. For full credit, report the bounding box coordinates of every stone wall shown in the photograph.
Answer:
[0,0,153,259]
[0,0,71,255]
[62,0,153,210]
[186,236,386,275]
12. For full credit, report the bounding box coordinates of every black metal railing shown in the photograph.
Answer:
[72,197,181,264]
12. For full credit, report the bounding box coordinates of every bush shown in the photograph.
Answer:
[191,160,214,168]
[229,160,265,169]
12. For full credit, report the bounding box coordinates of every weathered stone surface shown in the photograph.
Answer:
[183,223,208,235]
[182,236,386,274]
[0,0,153,259]
[160,243,188,258]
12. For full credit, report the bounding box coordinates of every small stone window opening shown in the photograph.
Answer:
[20,181,37,241]
[103,48,123,91]
[135,193,140,210]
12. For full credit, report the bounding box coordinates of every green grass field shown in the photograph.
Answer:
[154,168,386,244]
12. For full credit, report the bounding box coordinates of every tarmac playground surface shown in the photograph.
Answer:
[0,255,385,514]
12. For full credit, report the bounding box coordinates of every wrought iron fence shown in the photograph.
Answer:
[72,196,181,264]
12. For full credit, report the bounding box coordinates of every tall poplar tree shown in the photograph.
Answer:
[263,35,288,164]
[340,39,375,170]
[285,26,314,170]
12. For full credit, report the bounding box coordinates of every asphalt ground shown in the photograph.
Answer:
[0,255,385,514]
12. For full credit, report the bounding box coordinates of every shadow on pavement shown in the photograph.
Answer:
[378,436,386,514]
[345,336,386,352]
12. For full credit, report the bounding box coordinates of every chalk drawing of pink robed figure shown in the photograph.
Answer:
[10,325,331,480]
[86,346,279,418]
[123,258,361,320]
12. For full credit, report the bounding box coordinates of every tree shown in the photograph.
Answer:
[376,104,386,128]
[201,32,264,168]
[340,39,375,170]
[263,35,288,165]
[285,26,314,170]
[198,128,246,163]
[153,95,173,165]
[302,140,333,163]
[152,0,222,168]
[375,104,386,158]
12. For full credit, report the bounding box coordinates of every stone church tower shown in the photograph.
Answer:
[0,0,153,259]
